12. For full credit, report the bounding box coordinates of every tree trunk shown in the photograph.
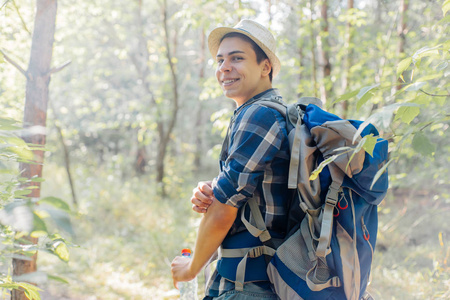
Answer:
[309,0,318,98]
[194,29,206,171]
[298,46,304,91]
[12,1,57,299]
[341,0,353,118]
[135,143,148,175]
[157,0,180,195]
[54,118,78,207]
[131,0,151,175]
[235,0,242,22]
[318,0,331,104]
[396,0,408,91]
[267,0,273,28]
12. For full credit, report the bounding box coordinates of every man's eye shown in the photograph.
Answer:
[233,57,243,61]
[217,59,224,64]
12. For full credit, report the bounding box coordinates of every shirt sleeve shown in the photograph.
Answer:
[212,104,285,208]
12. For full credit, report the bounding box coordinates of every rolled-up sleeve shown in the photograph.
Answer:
[212,104,284,208]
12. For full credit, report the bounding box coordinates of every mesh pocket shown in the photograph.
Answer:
[275,225,313,280]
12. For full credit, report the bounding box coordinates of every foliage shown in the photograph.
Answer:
[0,117,74,299]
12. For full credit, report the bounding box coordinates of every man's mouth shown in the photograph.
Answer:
[222,79,239,86]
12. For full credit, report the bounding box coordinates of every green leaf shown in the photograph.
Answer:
[310,155,338,181]
[0,118,17,126]
[443,0,450,16]
[397,57,412,78]
[435,60,448,71]
[19,282,42,300]
[357,84,379,100]
[345,135,372,171]
[47,274,69,284]
[0,283,18,289]
[356,91,374,111]
[412,45,441,61]
[6,145,34,161]
[1,275,43,300]
[362,134,378,157]
[0,124,21,130]
[12,271,47,285]
[39,196,71,213]
[415,73,443,82]
[32,212,48,234]
[37,206,74,236]
[333,146,353,153]
[412,132,436,157]
[405,82,426,92]
[333,89,359,104]
[394,105,421,124]
[53,241,70,262]
[30,176,45,183]
[356,84,379,110]
[353,103,421,143]
[14,189,33,197]
[432,95,446,106]
[370,158,393,190]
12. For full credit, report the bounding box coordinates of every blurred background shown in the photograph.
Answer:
[0,0,449,299]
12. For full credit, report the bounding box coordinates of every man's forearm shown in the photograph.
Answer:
[189,198,238,276]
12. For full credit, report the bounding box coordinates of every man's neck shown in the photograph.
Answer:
[235,83,273,107]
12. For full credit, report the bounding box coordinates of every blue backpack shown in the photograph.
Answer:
[217,96,389,300]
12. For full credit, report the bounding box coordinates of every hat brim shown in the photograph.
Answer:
[208,27,281,78]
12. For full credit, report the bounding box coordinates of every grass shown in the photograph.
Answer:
[37,163,203,299]
[33,164,450,299]
[368,188,450,299]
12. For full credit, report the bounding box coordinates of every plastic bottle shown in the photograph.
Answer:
[179,248,198,300]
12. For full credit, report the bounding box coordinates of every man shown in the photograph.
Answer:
[171,19,291,299]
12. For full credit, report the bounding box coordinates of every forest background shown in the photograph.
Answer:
[0,0,449,299]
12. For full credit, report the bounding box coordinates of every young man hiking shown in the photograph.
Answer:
[171,20,291,299]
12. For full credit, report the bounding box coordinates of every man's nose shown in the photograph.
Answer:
[218,59,231,72]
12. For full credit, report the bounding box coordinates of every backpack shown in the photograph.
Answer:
[218,95,389,300]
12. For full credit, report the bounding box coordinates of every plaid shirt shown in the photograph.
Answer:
[206,89,291,298]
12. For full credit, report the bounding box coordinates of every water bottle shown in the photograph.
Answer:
[179,248,198,300]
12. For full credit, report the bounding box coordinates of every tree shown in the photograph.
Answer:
[340,0,354,118]
[318,0,332,103]
[308,0,319,98]
[395,0,409,92]
[7,1,59,299]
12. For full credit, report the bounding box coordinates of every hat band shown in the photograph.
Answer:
[236,28,250,34]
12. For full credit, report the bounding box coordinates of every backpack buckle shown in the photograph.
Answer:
[248,246,264,258]
[325,181,341,207]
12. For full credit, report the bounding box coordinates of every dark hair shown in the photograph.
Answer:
[220,32,273,81]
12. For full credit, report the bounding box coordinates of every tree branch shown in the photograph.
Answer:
[49,60,72,74]
[419,89,450,97]
[12,0,31,35]
[0,49,28,78]
[0,0,11,10]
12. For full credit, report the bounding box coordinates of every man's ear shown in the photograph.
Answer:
[261,59,272,77]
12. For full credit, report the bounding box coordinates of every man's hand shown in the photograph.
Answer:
[172,195,238,291]
[191,181,214,213]
[171,255,196,289]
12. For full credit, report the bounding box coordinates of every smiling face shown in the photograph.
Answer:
[215,36,272,106]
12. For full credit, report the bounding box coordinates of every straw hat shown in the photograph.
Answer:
[208,19,281,78]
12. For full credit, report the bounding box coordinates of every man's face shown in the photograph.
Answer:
[215,36,270,106]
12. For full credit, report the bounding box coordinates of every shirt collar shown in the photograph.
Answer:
[234,88,281,115]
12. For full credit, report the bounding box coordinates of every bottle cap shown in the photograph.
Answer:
[181,248,191,256]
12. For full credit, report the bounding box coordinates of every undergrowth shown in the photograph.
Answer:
[35,164,450,299]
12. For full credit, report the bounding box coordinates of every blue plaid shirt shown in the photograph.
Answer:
[206,89,291,297]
